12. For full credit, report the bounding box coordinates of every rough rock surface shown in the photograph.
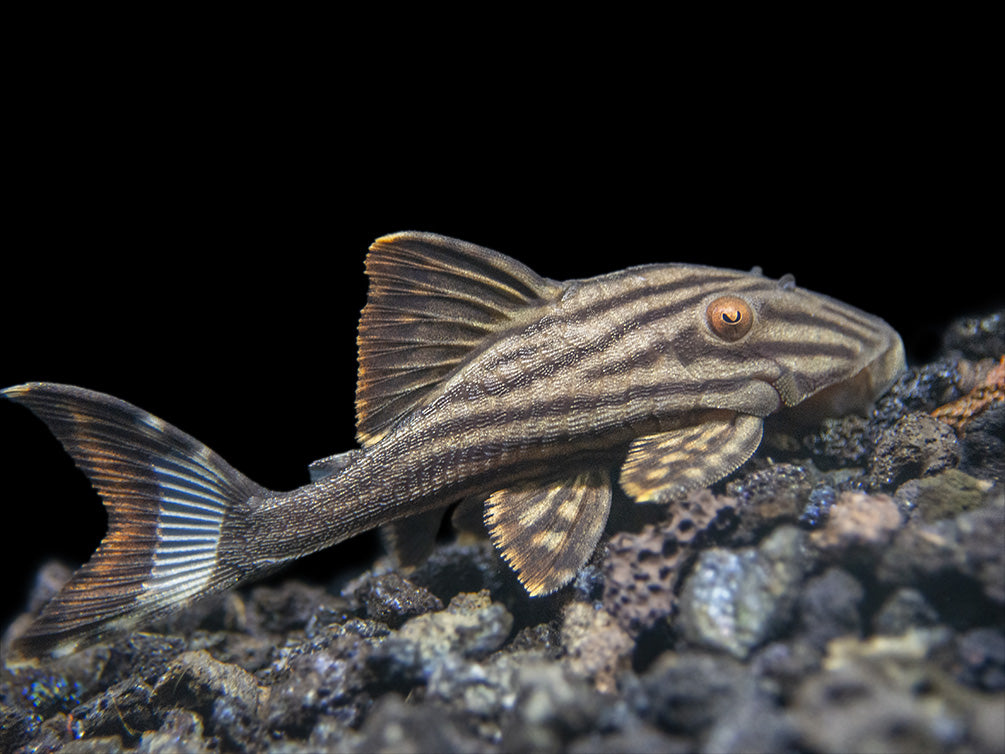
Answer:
[2,311,1003,753]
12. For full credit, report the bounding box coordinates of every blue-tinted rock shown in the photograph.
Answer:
[679,526,810,658]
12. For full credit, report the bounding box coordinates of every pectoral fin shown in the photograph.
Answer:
[485,470,611,596]
[619,413,763,502]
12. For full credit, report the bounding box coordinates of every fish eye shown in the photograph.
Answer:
[706,296,753,341]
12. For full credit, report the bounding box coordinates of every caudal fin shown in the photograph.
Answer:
[2,383,267,660]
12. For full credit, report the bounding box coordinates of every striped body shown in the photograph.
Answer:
[2,232,905,658]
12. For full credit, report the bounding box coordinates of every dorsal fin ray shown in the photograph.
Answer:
[356,232,561,445]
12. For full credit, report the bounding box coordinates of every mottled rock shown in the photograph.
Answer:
[637,651,762,734]
[602,489,736,635]
[941,311,1005,360]
[663,488,738,544]
[138,709,208,754]
[70,679,157,742]
[369,590,513,684]
[603,523,685,635]
[804,414,873,468]
[795,632,1000,754]
[501,661,607,752]
[151,649,263,747]
[809,491,902,554]
[343,693,484,754]
[61,736,126,753]
[264,635,374,736]
[959,403,1005,483]
[869,413,959,489]
[725,463,814,542]
[561,602,633,693]
[872,588,940,635]
[797,568,865,650]
[879,494,1005,605]
[355,571,444,628]
[896,468,994,522]
[680,526,809,658]
[954,627,1005,691]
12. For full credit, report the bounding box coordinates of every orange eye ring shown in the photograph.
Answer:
[706,296,753,341]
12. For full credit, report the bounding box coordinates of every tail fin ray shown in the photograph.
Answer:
[2,383,265,658]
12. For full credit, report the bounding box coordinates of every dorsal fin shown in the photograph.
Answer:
[356,232,561,445]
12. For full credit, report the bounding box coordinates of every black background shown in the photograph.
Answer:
[1,31,1000,631]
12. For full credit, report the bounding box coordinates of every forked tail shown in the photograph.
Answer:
[2,383,267,660]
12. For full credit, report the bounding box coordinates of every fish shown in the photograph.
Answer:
[1,231,906,659]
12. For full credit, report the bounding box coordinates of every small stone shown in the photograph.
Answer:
[425,651,518,722]
[69,680,157,742]
[152,649,263,747]
[804,414,873,468]
[798,484,838,528]
[797,568,865,650]
[409,541,515,602]
[568,724,690,754]
[347,693,484,754]
[637,651,758,734]
[357,571,444,628]
[868,413,960,489]
[247,580,332,634]
[810,491,902,553]
[873,588,940,635]
[702,692,798,754]
[959,403,1005,483]
[679,526,809,658]
[502,661,605,752]
[61,737,126,754]
[792,654,956,754]
[750,639,823,691]
[138,709,208,754]
[896,469,992,522]
[879,494,1005,605]
[370,590,513,683]
[602,523,685,636]
[941,311,1005,360]
[507,622,563,657]
[874,361,970,421]
[561,602,634,693]
[725,463,813,542]
[263,636,373,736]
[955,627,1005,691]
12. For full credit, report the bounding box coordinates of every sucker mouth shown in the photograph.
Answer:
[772,334,906,425]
